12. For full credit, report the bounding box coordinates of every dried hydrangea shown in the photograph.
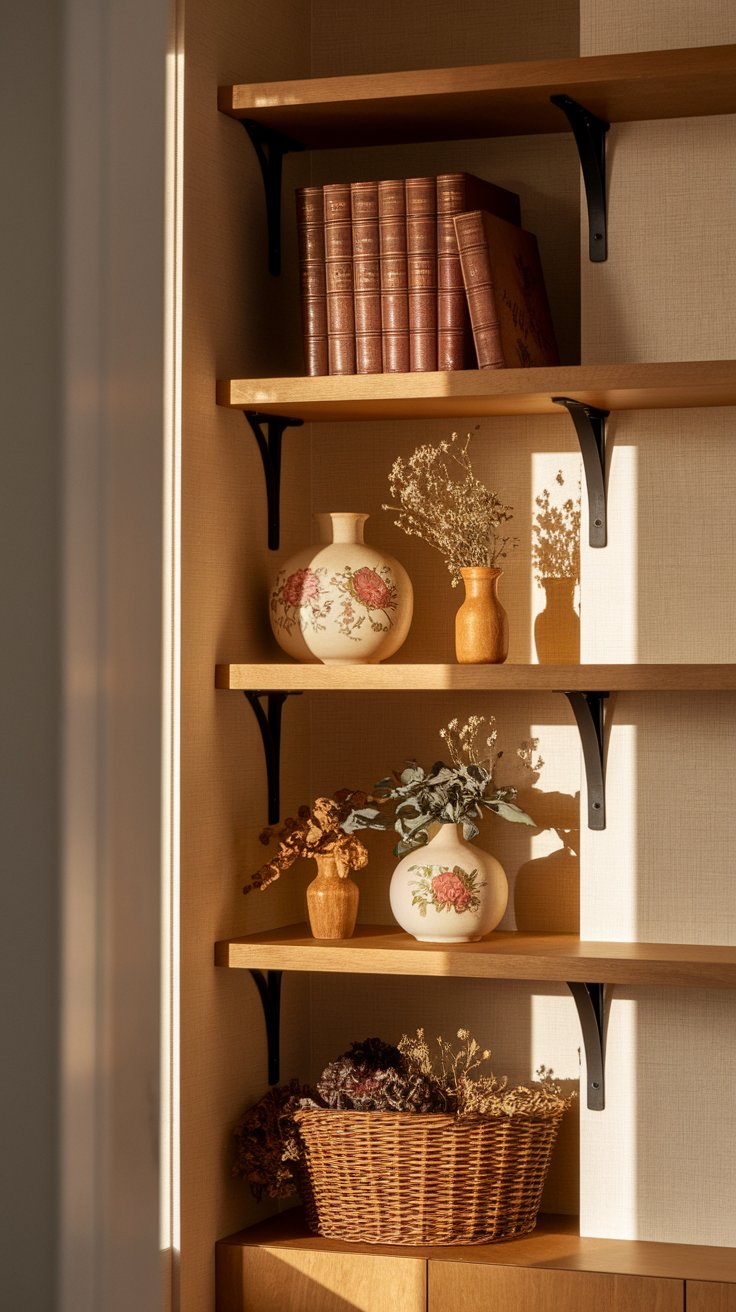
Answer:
[311,1037,442,1113]
[232,1080,313,1200]
[244,790,388,893]
[383,428,517,585]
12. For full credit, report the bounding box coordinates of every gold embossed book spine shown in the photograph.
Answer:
[324,181,356,376]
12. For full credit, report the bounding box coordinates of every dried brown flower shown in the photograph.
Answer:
[532,471,581,585]
[244,790,387,892]
[232,1080,312,1200]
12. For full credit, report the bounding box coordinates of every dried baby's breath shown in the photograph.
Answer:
[384,429,517,585]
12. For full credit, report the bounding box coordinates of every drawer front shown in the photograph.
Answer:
[687,1283,736,1312]
[217,1244,426,1312]
[429,1262,683,1312]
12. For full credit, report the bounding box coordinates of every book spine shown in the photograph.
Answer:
[323,182,355,375]
[378,179,409,374]
[351,181,382,375]
[406,176,437,373]
[452,210,505,370]
[296,186,328,377]
[437,174,474,371]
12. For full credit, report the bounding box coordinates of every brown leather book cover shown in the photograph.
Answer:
[453,209,559,369]
[351,181,382,375]
[324,182,356,375]
[437,173,522,371]
[406,176,437,373]
[296,186,328,377]
[378,178,409,374]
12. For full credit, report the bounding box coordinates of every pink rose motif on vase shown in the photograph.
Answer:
[408,862,485,917]
[352,566,392,611]
[431,869,473,913]
[283,568,321,608]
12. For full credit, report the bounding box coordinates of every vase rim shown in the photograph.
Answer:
[460,565,503,578]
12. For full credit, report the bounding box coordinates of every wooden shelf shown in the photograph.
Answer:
[218,45,736,148]
[217,360,736,422]
[218,1210,736,1282]
[215,925,736,990]
[216,663,736,693]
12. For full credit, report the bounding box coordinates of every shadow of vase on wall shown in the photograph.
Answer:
[534,577,580,664]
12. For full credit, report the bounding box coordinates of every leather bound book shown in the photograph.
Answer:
[351,181,382,375]
[296,186,328,377]
[406,176,437,373]
[378,179,409,374]
[323,182,356,375]
[437,173,522,371]
[453,209,559,369]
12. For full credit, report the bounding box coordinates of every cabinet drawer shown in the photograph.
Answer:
[429,1262,683,1312]
[217,1243,425,1312]
[687,1283,736,1312]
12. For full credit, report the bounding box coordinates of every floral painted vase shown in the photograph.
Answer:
[389,823,508,943]
[270,512,413,664]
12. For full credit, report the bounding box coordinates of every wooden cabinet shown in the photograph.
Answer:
[216,1239,425,1312]
[429,1262,682,1312]
[687,1285,736,1312]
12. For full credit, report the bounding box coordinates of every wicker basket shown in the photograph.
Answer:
[293,1105,564,1246]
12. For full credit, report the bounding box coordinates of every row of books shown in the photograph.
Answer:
[295,171,559,377]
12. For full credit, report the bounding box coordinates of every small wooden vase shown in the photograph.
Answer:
[455,567,509,664]
[306,853,359,939]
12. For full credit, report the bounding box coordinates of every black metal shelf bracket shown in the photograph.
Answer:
[241,120,305,276]
[248,969,283,1085]
[563,690,609,830]
[243,410,304,551]
[243,690,300,824]
[552,396,609,548]
[567,981,607,1110]
[550,94,610,262]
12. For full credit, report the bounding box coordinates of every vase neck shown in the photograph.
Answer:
[313,852,340,878]
[460,566,501,598]
[318,512,369,545]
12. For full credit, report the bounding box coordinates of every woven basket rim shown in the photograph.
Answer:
[293,1104,566,1127]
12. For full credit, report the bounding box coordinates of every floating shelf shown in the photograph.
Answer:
[215,924,736,989]
[217,360,736,422]
[216,663,736,692]
[218,44,736,147]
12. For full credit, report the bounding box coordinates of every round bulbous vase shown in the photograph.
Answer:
[534,577,580,664]
[270,512,413,664]
[389,823,508,943]
[455,567,508,664]
[306,853,359,940]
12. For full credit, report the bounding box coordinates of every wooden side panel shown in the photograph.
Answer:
[687,1283,736,1312]
[217,1243,426,1312]
[429,1262,683,1312]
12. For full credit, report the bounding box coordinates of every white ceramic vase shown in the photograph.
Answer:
[389,823,508,943]
[269,512,413,664]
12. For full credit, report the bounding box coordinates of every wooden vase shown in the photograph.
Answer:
[455,566,509,664]
[306,853,359,939]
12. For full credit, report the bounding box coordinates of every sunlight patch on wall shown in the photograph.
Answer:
[581,722,638,943]
[581,443,638,664]
[580,996,638,1239]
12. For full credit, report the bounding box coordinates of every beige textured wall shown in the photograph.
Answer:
[580,2,736,1247]
[180,4,314,1310]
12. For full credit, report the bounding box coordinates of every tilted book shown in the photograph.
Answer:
[378,178,409,373]
[295,186,328,377]
[324,182,356,375]
[453,209,559,369]
[406,175,437,373]
[351,181,382,375]
[437,173,522,371]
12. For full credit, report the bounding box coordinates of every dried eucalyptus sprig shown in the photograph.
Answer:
[383,429,518,585]
[375,716,539,855]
